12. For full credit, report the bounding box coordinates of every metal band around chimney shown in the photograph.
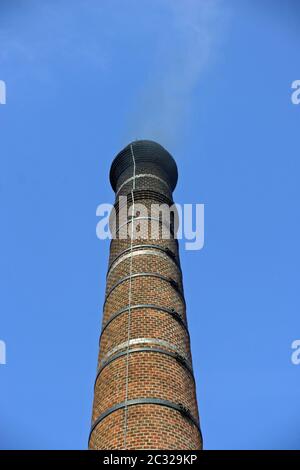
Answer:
[107,249,182,280]
[116,173,170,196]
[108,243,180,272]
[113,216,175,238]
[103,273,185,307]
[89,398,201,443]
[101,337,186,362]
[94,347,194,388]
[99,304,189,342]
[113,189,174,212]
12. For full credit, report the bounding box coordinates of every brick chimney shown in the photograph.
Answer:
[89,140,202,450]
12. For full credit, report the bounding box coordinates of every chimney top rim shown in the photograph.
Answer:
[110,140,178,192]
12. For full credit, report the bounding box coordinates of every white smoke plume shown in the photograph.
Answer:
[0,0,228,147]
[126,0,228,146]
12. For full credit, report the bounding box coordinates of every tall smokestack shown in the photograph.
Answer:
[89,140,202,450]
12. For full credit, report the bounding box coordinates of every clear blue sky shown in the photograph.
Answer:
[0,0,299,450]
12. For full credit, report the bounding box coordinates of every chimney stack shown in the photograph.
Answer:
[89,140,202,450]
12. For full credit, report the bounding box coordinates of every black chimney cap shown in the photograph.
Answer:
[109,140,178,192]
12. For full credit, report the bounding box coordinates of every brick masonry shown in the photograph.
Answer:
[89,140,202,450]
